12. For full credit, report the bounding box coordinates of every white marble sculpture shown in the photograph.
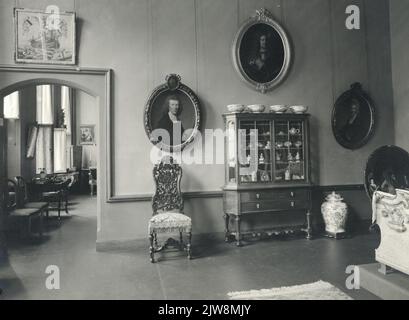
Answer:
[372,189,409,275]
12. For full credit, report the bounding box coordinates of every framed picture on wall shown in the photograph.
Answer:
[332,83,375,150]
[79,125,96,145]
[14,8,76,65]
[144,74,201,152]
[232,8,292,93]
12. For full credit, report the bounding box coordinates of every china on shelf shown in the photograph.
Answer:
[289,128,297,135]
[247,104,266,113]
[289,105,308,114]
[269,105,288,113]
[284,141,292,148]
[227,104,245,113]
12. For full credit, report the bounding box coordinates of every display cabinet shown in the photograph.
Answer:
[223,112,313,246]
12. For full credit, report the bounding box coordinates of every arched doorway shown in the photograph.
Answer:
[0,66,112,255]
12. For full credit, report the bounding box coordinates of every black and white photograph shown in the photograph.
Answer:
[1,0,409,309]
[144,74,201,151]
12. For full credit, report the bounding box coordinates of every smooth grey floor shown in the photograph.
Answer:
[0,195,380,300]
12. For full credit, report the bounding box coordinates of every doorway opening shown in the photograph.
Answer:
[1,82,99,245]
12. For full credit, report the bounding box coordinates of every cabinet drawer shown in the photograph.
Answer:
[240,190,309,202]
[241,200,310,213]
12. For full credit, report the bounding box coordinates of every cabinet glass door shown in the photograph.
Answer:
[273,119,306,182]
[226,119,237,183]
[238,120,272,183]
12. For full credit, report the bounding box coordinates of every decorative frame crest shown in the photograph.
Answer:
[231,8,292,93]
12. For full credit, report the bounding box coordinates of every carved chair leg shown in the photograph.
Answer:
[223,214,230,242]
[186,232,192,260]
[305,210,313,240]
[154,232,158,249]
[28,216,32,238]
[179,232,184,250]
[149,233,155,263]
[39,211,43,239]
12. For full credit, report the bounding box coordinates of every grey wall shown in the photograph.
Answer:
[0,0,394,243]
[6,86,37,180]
[76,90,97,168]
[390,0,409,149]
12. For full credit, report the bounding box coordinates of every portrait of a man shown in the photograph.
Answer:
[145,74,201,151]
[239,24,285,84]
[155,95,188,146]
[332,83,375,150]
[338,99,367,143]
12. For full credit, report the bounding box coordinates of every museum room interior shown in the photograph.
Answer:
[0,0,409,300]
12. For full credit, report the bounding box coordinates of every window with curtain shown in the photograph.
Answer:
[36,85,53,173]
[61,86,73,169]
[35,85,73,174]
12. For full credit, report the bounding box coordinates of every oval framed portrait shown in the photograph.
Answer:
[332,83,375,150]
[144,74,201,152]
[232,8,292,93]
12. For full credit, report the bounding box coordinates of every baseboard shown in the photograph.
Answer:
[96,232,226,252]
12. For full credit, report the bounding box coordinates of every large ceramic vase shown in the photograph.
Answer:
[321,192,348,238]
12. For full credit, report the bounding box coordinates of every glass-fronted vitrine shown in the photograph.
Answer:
[223,112,313,246]
[224,113,311,187]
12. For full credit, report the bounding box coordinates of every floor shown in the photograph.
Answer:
[0,195,380,300]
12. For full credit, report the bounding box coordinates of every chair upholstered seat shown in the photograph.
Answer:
[149,211,192,234]
[11,208,41,217]
[25,202,49,210]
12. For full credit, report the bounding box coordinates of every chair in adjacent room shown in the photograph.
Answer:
[148,156,192,263]
[14,176,49,218]
[5,179,44,239]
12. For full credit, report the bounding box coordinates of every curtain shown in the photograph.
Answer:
[36,85,53,125]
[54,128,67,173]
[3,91,20,119]
[61,86,72,135]
[36,126,53,174]
[61,86,73,169]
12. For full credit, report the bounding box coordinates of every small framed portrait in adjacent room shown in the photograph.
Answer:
[144,74,201,152]
[232,8,292,93]
[332,83,375,150]
[14,8,76,65]
[79,125,96,145]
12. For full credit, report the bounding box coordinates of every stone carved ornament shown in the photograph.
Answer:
[372,189,409,233]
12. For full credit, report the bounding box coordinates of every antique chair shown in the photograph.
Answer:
[34,178,71,220]
[5,179,44,239]
[148,156,192,263]
[14,176,49,218]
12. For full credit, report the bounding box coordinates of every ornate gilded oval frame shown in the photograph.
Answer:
[232,8,292,94]
[144,74,201,152]
[332,83,375,150]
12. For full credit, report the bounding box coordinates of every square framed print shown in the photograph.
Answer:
[14,8,76,65]
[79,125,96,145]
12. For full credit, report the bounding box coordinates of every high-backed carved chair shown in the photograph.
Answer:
[148,156,192,263]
